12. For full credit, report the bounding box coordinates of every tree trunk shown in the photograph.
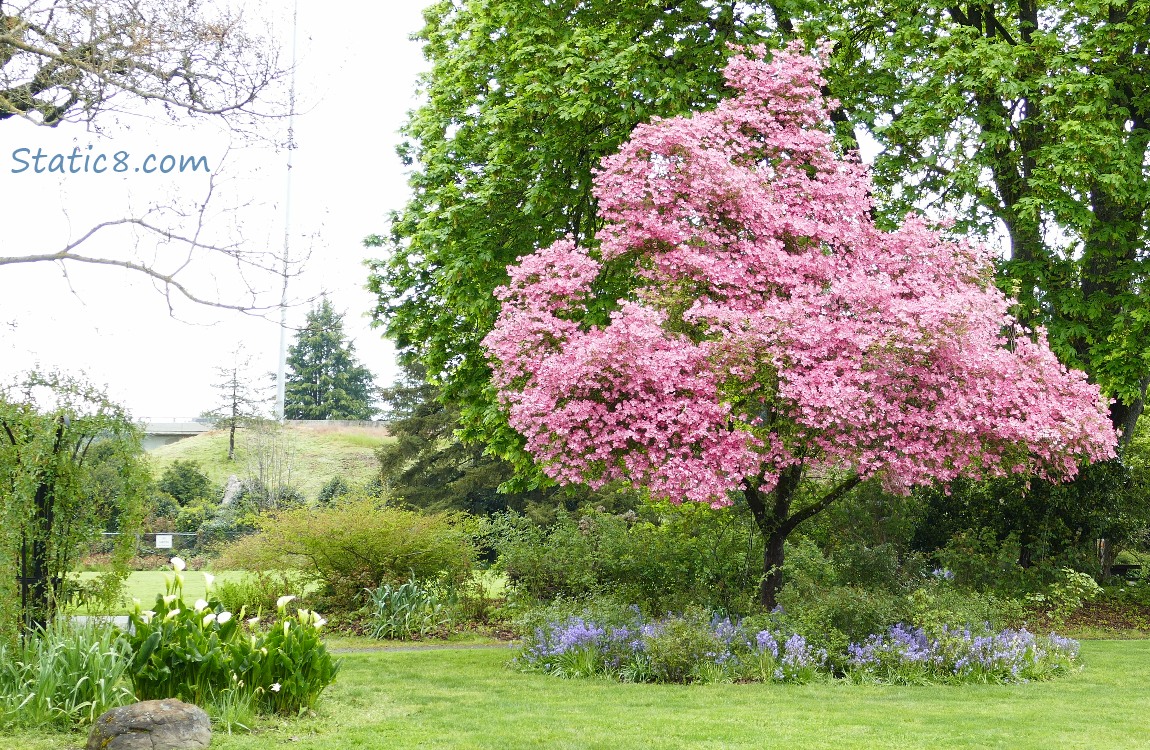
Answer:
[761,528,787,610]
[228,421,236,461]
[744,467,862,610]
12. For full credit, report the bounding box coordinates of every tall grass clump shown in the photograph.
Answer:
[0,619,134,730]
[364,578,454,639]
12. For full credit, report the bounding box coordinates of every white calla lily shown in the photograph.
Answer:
[276,595,296,609]
[170,556,186,572]
[193,599,209,612]
[217,611,232,625]
[203,573,215,589]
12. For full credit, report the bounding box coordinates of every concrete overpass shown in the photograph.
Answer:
[142,419,215,451]
[141,418,389,451]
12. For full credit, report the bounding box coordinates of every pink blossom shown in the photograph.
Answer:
[482,43,1117,506]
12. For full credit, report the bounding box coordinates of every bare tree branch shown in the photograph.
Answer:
[0,0,289,129]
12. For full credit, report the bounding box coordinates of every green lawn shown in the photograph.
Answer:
[71,570,251,614]
[147,423,392,500]
[6,640,1149,749]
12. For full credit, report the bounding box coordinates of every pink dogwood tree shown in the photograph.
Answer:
[483,43,1118,608]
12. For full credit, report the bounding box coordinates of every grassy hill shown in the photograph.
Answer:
[147,423,392,502]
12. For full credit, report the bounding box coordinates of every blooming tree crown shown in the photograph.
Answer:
[483,43,1117,507]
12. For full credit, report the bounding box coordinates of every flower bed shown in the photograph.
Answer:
[515,610,1079,685]
[847,624,1079,684]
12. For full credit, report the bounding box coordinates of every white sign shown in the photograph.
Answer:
[155,534,173,549]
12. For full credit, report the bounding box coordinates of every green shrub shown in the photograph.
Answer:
[905,579,1023,635]
[0,620,134,730]
[127,560,339,716]
[491,503,761,616]
[1025,567,1103,626]
[934,528,1049,596]
[644,607,727,683]
[217,498,476,611]
[507,593,644,640]
[158,460,216,506]
[176,504,212,534]
[150,491,181,521]
[317,476,352,504]
[774,537,1026,666]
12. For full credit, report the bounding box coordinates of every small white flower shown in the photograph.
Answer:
[276,595,296,609]
[170,557,186,572]
[164,608,181,622]
[163,594,178,606]
[202,613,217,627]
[296,608,310,623]
[132,597,142,610]
[217,611,232,625]
[193,599,209,613]
[139,610,156,624]
[312,617,327,630]
[247,616,261,626]
[270,682,281,692]
[203,573,215,589]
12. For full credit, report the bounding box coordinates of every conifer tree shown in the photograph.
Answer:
[202,346,266,461]
[284,299,377,420]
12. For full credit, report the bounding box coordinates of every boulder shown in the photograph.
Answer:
[87,699,211,750]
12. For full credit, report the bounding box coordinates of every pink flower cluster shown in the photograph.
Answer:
[483,43,1117,506]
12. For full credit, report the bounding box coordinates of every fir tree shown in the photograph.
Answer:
[202,346,266,461]
[284,299,377,420]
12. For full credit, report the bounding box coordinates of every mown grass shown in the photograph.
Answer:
[147,424,393,500]
[5,641,1148,750]
[71,570,250,615]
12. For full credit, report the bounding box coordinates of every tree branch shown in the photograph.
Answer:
[778,473,862,538]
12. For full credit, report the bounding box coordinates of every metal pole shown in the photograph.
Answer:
[276,0,300,422]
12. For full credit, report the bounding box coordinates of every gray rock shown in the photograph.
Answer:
[221,474,242,506]
[87,699,211,750]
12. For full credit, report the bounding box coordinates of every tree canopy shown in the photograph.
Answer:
[284,299,377,421]
[369,0,1150,460]
[365,0,786,475]
[806,0,1150,443]
[484,44,1117,607]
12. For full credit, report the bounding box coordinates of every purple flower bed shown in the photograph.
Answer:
[516,612,1079,685]
[518,611,824,684]
[848,624,1079,684]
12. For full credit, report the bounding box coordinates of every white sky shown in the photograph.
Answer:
[0,1,429,420]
